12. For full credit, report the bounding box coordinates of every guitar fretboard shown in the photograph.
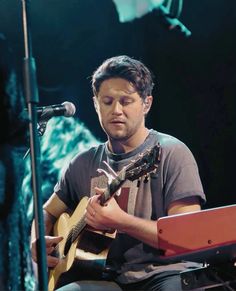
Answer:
[64,214,87,255]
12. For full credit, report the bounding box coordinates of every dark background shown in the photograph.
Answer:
[0,0,235,209]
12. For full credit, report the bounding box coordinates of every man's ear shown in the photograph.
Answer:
[93,96,98,113]
[143,95,153,114]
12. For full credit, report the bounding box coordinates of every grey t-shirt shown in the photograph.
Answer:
[54,129,206,284]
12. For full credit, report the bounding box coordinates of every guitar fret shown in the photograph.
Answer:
[73,214,87,242]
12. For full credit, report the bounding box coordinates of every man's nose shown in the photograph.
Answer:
[112,101,122,114]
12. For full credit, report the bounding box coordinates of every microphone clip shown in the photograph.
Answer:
[37,120,48,137]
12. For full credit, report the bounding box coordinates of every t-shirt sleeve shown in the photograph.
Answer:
[163,142,206,211]
[53,161,75,209]
[53,150,92,210]
[53,145,103,210]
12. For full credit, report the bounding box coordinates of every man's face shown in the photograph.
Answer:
[93,78,151,142]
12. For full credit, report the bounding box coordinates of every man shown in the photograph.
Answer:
[31,55,206,290]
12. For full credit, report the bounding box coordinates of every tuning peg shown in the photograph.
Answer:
[144,175,149,183]
[137,178,141,188]
[152,168,157,174]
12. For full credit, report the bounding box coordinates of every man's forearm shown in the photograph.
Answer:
[117,212,158,248]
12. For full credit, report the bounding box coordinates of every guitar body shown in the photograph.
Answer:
[48,196,89,291]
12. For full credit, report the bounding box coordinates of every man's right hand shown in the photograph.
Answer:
[31,235,63,268]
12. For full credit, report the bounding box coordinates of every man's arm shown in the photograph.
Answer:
[30,193,68,267]
[116,196,200,248]
[85,194,201,249]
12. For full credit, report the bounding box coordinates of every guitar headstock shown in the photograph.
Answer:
[124,143,161,181]
[100,144,161,205]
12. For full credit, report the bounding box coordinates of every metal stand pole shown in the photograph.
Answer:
[21,1,48,290]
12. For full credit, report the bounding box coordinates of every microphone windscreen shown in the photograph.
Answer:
[62,101,76,117]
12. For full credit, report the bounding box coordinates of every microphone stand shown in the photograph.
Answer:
[21,1,48,290]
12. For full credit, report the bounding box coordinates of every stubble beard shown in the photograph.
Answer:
[105,123,142,144]
[103,124,130,142]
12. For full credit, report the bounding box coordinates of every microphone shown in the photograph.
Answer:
[37,101,76,121]
[156,5,191,37]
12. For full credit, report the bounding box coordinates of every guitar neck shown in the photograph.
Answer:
[99,144,161,205]
[100,175,126,206]
[65,213,87,251]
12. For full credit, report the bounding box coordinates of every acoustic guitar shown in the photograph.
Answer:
[48,144,161,290]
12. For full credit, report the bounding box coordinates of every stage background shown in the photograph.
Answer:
[0,0,235,209]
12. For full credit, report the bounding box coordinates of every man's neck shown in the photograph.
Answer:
[108,127,149,154]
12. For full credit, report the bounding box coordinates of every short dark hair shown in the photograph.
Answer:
[92,55,155,100]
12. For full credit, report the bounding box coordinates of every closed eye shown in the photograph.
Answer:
[119,97,135,106]
[100,96,136,106]
[102,97,113,105]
